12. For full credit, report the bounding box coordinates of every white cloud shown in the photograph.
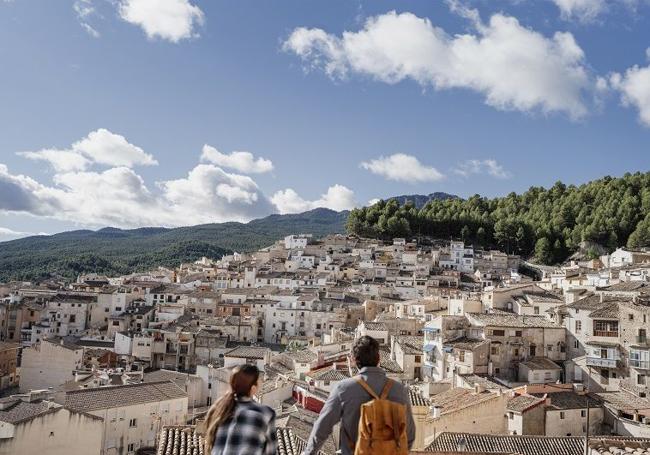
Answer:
[368,198,381,205]
[18,149,91,173]
[0,227,42,242]
[284,10,591,118]
[610,60,650,127]
[201,145,274,174]
[552,0,607,22]
[118,0,204,43]
[272,184,356,214]
[454,159,511,179]
[74,0,100,38]
[0,162,275,228]
[18,129,158,172]
[360,153,444,183]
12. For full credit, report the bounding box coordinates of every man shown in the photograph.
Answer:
[302,335,416,455]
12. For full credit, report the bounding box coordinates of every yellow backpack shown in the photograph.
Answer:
[351,377,408,455]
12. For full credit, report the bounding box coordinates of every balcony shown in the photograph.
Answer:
[636,335,649,347]
[586,357,618,368]
[593,331,619,338]
[629,359,650,370]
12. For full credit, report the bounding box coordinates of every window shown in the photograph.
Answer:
[492,329,505,336]
[459,351,465,362]
[629,314,635,321]
[581,410,587,418]
[638,375,647,385]
[491,346,499,355]
[129,418,137,427]
[414,355,421,363]
[128,443,135,452]
[560,412,565,419]
[593,320,618,337]
[574,340,579,349]
[208,382,211,389]
[515,330,522,337]
[575,320,582,333]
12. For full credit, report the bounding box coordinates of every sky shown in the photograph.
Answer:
[1,0,650,241]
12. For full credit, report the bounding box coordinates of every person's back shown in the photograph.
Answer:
[302,336,415,455]
[212,397,275,455]
[205,364,277,455]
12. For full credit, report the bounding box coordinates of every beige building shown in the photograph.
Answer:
[0,392,103,455]
[422,386,511,447]
[64,381,188,455]
[20,338,84,392]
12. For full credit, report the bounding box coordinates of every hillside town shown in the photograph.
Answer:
[1,233,650,455]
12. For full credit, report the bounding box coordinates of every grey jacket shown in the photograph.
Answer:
[302,366,416,455]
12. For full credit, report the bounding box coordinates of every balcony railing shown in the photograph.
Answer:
[586,357,618,368]
[629,359,650,370]
[593,331,619,337]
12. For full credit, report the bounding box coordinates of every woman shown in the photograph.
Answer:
[204,364,277,455]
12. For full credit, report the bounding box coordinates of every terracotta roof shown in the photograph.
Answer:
[467,313,560,328]
[409,387,431,407]
[430,388,497,416]
[224,346,269,359]
[0,399,50,424]
[157,426,204,455]
[506,395,545,413]
[519,357,561,371]
[531,392,601,410]
[394,335,424,355]
[65,381,187,412]
[425,432,585,455]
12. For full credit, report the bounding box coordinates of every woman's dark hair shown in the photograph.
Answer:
[204,364,260,449]
[353,335,380,368]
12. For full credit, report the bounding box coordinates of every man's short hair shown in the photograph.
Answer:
[352,335,380,368]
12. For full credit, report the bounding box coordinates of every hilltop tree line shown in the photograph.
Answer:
[346,172,650,265]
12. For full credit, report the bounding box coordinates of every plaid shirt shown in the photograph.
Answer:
[211,397,277,455]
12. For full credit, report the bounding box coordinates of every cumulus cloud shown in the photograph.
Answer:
[284,10,591,118]
[360,153,444,183]
[454,159,511,179]
[552,0,607,22]
[18,129,158,172]
[118,0,204,43]
[610,57,650,127]
[272,184,356,214]
[201,145,274,174]
[0,162,275,228]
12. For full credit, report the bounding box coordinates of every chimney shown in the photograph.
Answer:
[474,383,485,394]
[429,405,442,419]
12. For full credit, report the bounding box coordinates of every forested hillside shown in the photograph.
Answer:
[346,172,650,264]
[0,208,347,282]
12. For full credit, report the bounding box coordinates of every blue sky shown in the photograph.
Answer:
[1,0,650,240]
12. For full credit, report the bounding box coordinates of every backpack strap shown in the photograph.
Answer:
[380,379,394,399]
[355,376,380,400]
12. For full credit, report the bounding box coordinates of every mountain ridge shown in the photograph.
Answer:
[0,193,457,282]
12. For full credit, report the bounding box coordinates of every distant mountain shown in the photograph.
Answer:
[385,192,459,208]
[0,208,348,282]
[0,193,456,282]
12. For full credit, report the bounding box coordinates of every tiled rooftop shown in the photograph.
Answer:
[506,394,545,413]
[425,432,585,455]
[467,313,560,328]
[65,380,187,412]
[224,345,269,359]
[157,426,204,455]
